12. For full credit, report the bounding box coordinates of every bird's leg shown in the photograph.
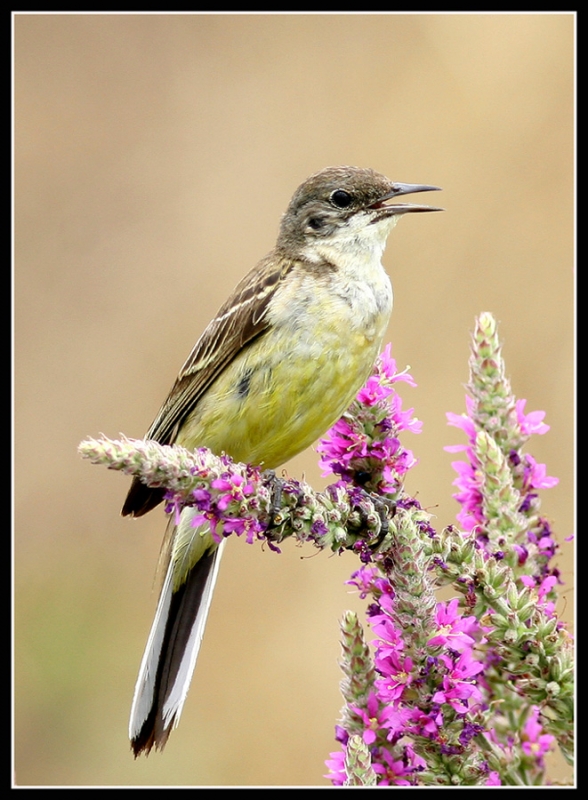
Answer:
[265,470,282,520]
[353,483,397,549]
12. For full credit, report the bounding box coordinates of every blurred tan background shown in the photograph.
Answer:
[14,13,574,787]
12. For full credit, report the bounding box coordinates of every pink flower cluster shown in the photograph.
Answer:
[327,564,558,786]
[166,455,268,545]
[317,345,422,496]
[326,567,499,786]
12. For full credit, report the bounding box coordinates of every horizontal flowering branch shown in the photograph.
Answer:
[78,435,399,555]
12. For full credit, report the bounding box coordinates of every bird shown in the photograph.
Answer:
[123,165,442,755]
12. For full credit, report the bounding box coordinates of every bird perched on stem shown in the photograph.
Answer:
[123,165,442,755]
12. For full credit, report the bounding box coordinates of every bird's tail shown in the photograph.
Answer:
[129,519,225,756]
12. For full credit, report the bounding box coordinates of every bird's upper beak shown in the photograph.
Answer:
[369,183,443,216]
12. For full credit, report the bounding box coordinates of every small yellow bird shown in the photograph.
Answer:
[123,166,441,755]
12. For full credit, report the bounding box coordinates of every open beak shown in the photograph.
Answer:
[369,182,443,216]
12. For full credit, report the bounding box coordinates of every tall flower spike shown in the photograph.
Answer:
[446,313,558,560]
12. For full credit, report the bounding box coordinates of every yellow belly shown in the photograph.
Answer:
[176,289,390,469]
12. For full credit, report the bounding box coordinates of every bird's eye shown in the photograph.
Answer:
[331,189,353,208]
[308,216,324,230]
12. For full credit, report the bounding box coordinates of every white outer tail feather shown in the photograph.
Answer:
[129,539,226,744]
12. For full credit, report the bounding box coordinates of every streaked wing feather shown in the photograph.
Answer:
[146,252,288,446]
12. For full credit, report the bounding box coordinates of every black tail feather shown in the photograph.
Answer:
[122,477,166,518]
[130,549,218,756]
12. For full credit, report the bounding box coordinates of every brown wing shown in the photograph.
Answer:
[122,251,292,517]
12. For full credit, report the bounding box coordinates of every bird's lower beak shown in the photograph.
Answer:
[370,183,443,215]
